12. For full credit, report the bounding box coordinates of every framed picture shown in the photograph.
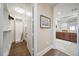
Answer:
[40,15,51,28]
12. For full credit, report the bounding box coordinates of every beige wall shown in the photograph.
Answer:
[35,4,53,54]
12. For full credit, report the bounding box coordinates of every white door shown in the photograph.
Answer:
[15,19,23,42]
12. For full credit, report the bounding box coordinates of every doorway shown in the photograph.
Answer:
[6,3,34,56]
[55,15,78,56]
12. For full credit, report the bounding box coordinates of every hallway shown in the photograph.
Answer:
[8,40,31,56]
[0,3,79,56]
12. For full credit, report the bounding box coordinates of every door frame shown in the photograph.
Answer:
[76,14,79,55]
[32,3,38,56]
[54,14,79,56]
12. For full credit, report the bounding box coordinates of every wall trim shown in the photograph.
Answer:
[51,45,56,49]
[36,45,52,56]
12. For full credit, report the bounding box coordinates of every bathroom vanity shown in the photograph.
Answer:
[56,32,77,43]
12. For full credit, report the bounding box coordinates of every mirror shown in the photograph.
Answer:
[56,17,78,33]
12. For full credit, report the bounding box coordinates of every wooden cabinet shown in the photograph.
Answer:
[70,33,77,43]
[56,32,64,39]
[63,33,70,41]
[56,32,77,43]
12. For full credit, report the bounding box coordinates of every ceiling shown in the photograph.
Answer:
[6,3,32,19]
[58,17,78,24]
[48,3,58,7]
[6,3,58,20]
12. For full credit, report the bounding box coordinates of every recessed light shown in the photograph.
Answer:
[27,12,32,16]
[57,12,61,15]
[14,7,24,14]
[56,18,60,20]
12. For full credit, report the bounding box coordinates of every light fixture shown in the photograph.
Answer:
[56,18,60,21]
[27,12,32,16]
[14,7,24,14]
[57,12,61,15]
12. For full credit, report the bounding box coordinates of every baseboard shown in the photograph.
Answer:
[51,45,56,49]
[36,46,51,56]
[3,44,11,56]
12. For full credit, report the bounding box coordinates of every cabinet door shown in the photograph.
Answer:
[64,33,70,41]
[56,32,63,39]
[70,33,77,43]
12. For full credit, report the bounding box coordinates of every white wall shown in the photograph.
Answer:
[26,16,33,55]
[53,3,79,56]
[0,3,4,56]
[3,4,13,56]
[34,4,53,55]
[23,4,33,55]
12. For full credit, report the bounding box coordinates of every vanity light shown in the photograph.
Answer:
[14,7,25,14]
